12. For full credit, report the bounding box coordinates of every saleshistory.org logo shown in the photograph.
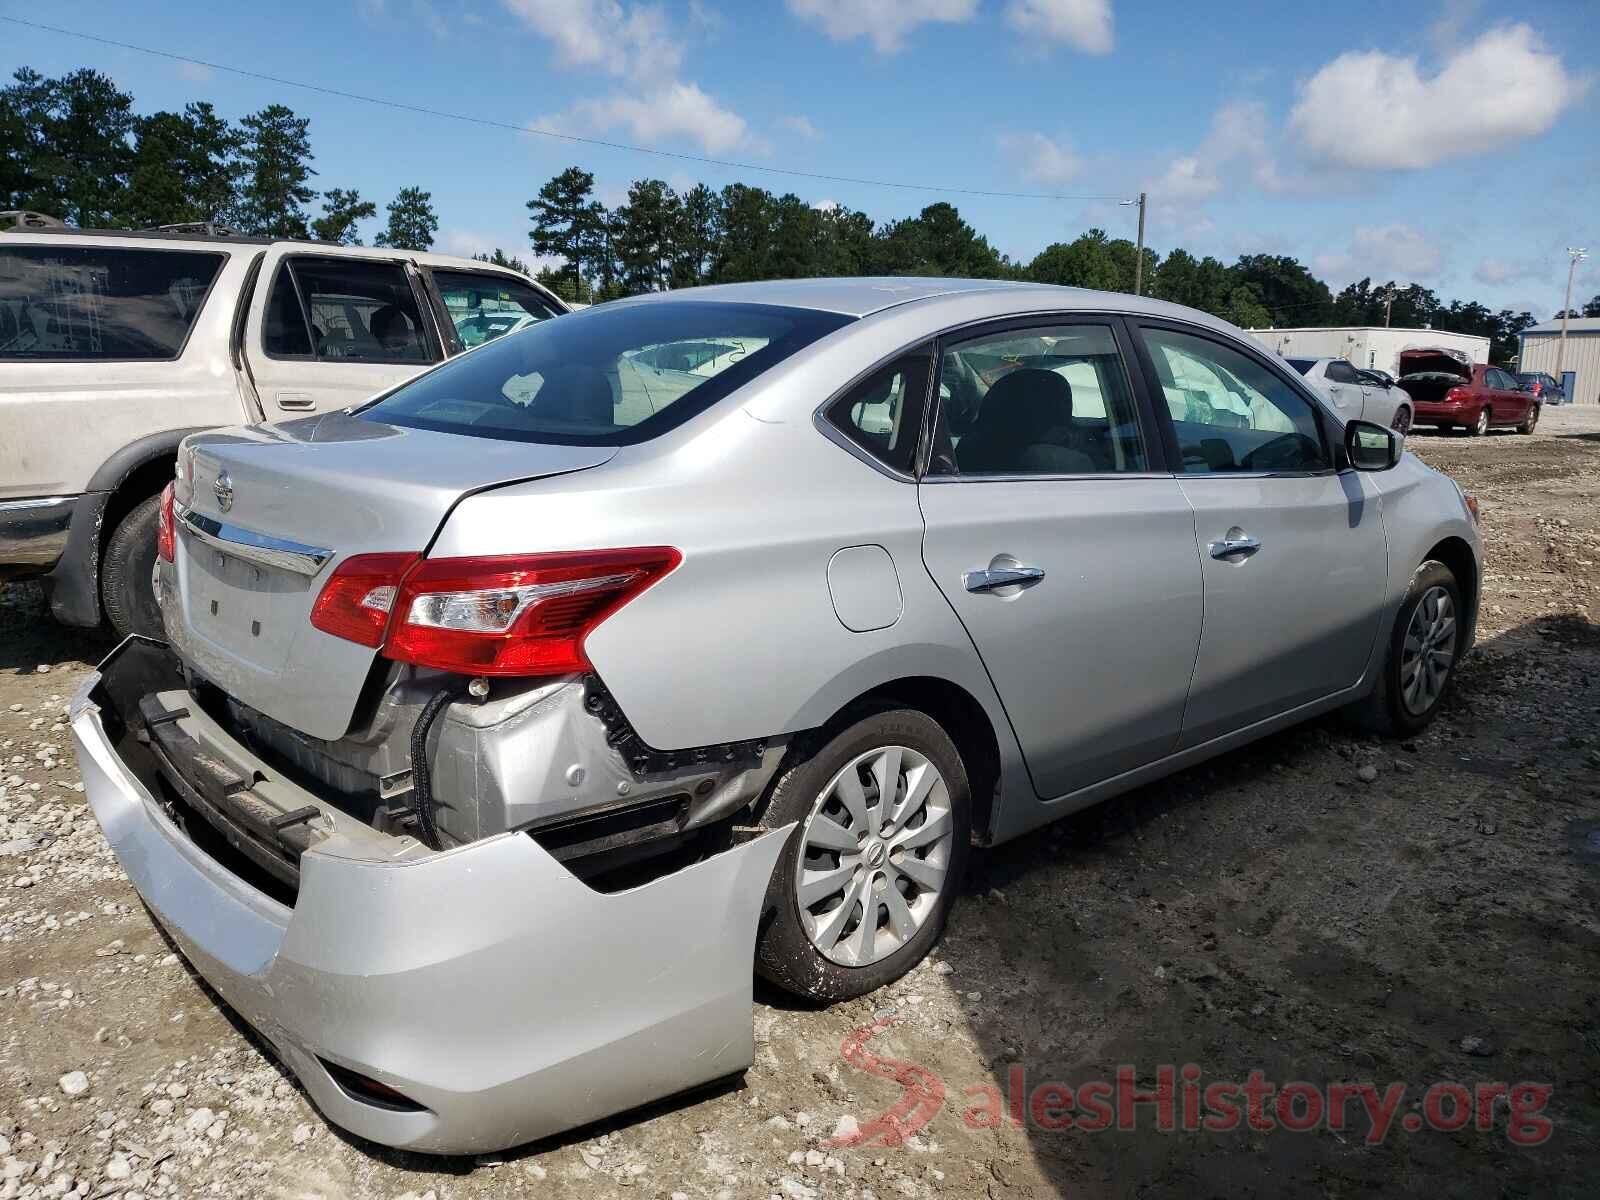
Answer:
[823,1020,1555,1150]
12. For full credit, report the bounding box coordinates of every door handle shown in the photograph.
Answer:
[276,392,314,411]
[963,565,1045,593]
[1208,532,1261,560]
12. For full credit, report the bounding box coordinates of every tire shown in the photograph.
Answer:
[756,709,971,1003]
[1468,407,1490,437]
[1390,405,1412,434]
[100,494,165,641]
[1346,560,1463,738]
[1517,404,1540,435]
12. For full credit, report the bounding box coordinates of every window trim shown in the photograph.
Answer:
[259,253,443,365]
[0,244,230,364]
[812,341,937,482]
[919,312,1172,483]
[1126,316,1339,479]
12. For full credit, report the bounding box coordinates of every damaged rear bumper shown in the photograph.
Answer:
[70,638,789,1154]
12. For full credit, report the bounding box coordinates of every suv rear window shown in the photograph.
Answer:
[0,244,225,360]
[361,300,852,445]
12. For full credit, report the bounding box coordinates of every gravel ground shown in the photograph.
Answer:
[2,406,1598,1199]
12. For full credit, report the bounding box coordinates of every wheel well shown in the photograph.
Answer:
[99,456,176,564]
[823,677,1003,844]
[1424,536,1478,641]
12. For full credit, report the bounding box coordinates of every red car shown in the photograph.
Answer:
[1397,349,1539,436]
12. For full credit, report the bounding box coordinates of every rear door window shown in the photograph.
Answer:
[430,269,562,352]
[263,257,436,364]
[0,244,225,360]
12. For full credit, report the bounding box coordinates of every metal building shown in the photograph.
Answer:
[1518,317,1600,406]
[1246,326,1491,376]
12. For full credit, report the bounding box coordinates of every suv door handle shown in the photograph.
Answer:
[1208,532,1261,560]
[963,565,1045,593]
[276,392,314,410]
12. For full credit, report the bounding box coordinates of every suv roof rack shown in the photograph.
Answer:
[148,221,244,238]
[1,210,68,230]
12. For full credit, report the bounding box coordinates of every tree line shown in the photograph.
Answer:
[0,67,437,249]
[7,65,1593,364]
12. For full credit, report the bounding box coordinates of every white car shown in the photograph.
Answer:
[1285,357,1413,433]
[0,215,567,639]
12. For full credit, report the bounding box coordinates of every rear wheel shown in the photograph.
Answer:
[1346,560,1463,737]
[1469,407,1490,437]
[756,709,970,1002]
[100,494,164,641]
[1518,404,1540,435]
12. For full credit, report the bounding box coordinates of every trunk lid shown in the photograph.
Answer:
[1398,348,1471,381]
[167,411,616,740]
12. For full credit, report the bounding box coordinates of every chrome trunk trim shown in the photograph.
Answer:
[175,501,333,577]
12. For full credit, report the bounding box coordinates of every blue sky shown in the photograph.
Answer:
[4,0,1595,317]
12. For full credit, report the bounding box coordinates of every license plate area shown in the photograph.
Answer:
[183,542,314,670]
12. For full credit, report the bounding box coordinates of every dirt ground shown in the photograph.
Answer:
[2,407,1598,1199]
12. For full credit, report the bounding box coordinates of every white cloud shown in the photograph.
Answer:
[1315,224,1445,285]
[785,0,978,53]
[177,61,213,84]
[780,114,822,141]
[1150,101,1291,201]
[1003,0,1113,55]
[501,0,683,78]
[536,81,754,156]
[1473,257,1545,287]
[813,198,839,212]
[998,132,1081,185]
[1288,24,1586,170]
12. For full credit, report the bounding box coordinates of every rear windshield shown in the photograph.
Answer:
[0,244,226,360]
[361,300,852,445]
[1285,358,1315,375]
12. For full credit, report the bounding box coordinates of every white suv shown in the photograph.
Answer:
[0,217,566,637]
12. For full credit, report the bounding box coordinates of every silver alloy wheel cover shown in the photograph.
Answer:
[795,744,955,967]
[1476,409,1489,435]
[1401,585,1456,715]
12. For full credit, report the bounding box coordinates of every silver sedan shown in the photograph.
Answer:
[71,278,1481,1152]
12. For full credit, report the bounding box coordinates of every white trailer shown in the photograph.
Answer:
[1246,326,1491,376]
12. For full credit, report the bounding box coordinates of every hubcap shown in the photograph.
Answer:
[1476,410,1489,435]
[795,745,954,967]
[1400,586,1456,715]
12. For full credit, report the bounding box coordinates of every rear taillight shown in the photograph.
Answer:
[1446,387,1467,401]
[309,552,420,647]
[157,482,176,563]
[309,547,681,676]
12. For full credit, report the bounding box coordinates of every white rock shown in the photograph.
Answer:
[183,1108,215,1134]
[291,1123,314,1145]
[104,1155,131,1181]
[58,1071,89,1097]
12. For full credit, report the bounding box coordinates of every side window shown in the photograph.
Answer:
[824,350,931,475]
[1137,325,1328,474]
[930,323,1147,477]
[0,245,224,361]
[430,269,562,352]
[263,257,435,363]
[1325,359,1359,384]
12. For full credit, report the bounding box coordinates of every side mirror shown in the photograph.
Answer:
[1345,419,1401,471]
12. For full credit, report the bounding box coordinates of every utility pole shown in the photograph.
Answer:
[1380,283,1396,328]
[1558,247,1587,387]
[1133,191,1147,297]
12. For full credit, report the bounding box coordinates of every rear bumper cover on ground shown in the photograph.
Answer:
[70,640,789,1154]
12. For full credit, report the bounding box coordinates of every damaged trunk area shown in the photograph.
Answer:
[97,638,786,905]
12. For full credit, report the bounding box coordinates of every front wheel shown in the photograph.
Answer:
[1346,560,1463,737]
[756,709,970,1003]
[1390,405,1413,434]
[100,494,165,641]
[1518,404,1540,435]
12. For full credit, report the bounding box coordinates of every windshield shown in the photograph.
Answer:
[362,300,851,445]
[1285,358,1316,375]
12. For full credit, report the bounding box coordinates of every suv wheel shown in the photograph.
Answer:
[100,494,165,641]
[1518,405,1540,435]
[1346,560,1463,737]
[756,709,970,1002]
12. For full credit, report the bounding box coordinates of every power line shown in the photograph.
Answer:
[1,15,1133,205]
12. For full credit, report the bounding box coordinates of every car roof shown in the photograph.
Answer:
[604,276,1240,328]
